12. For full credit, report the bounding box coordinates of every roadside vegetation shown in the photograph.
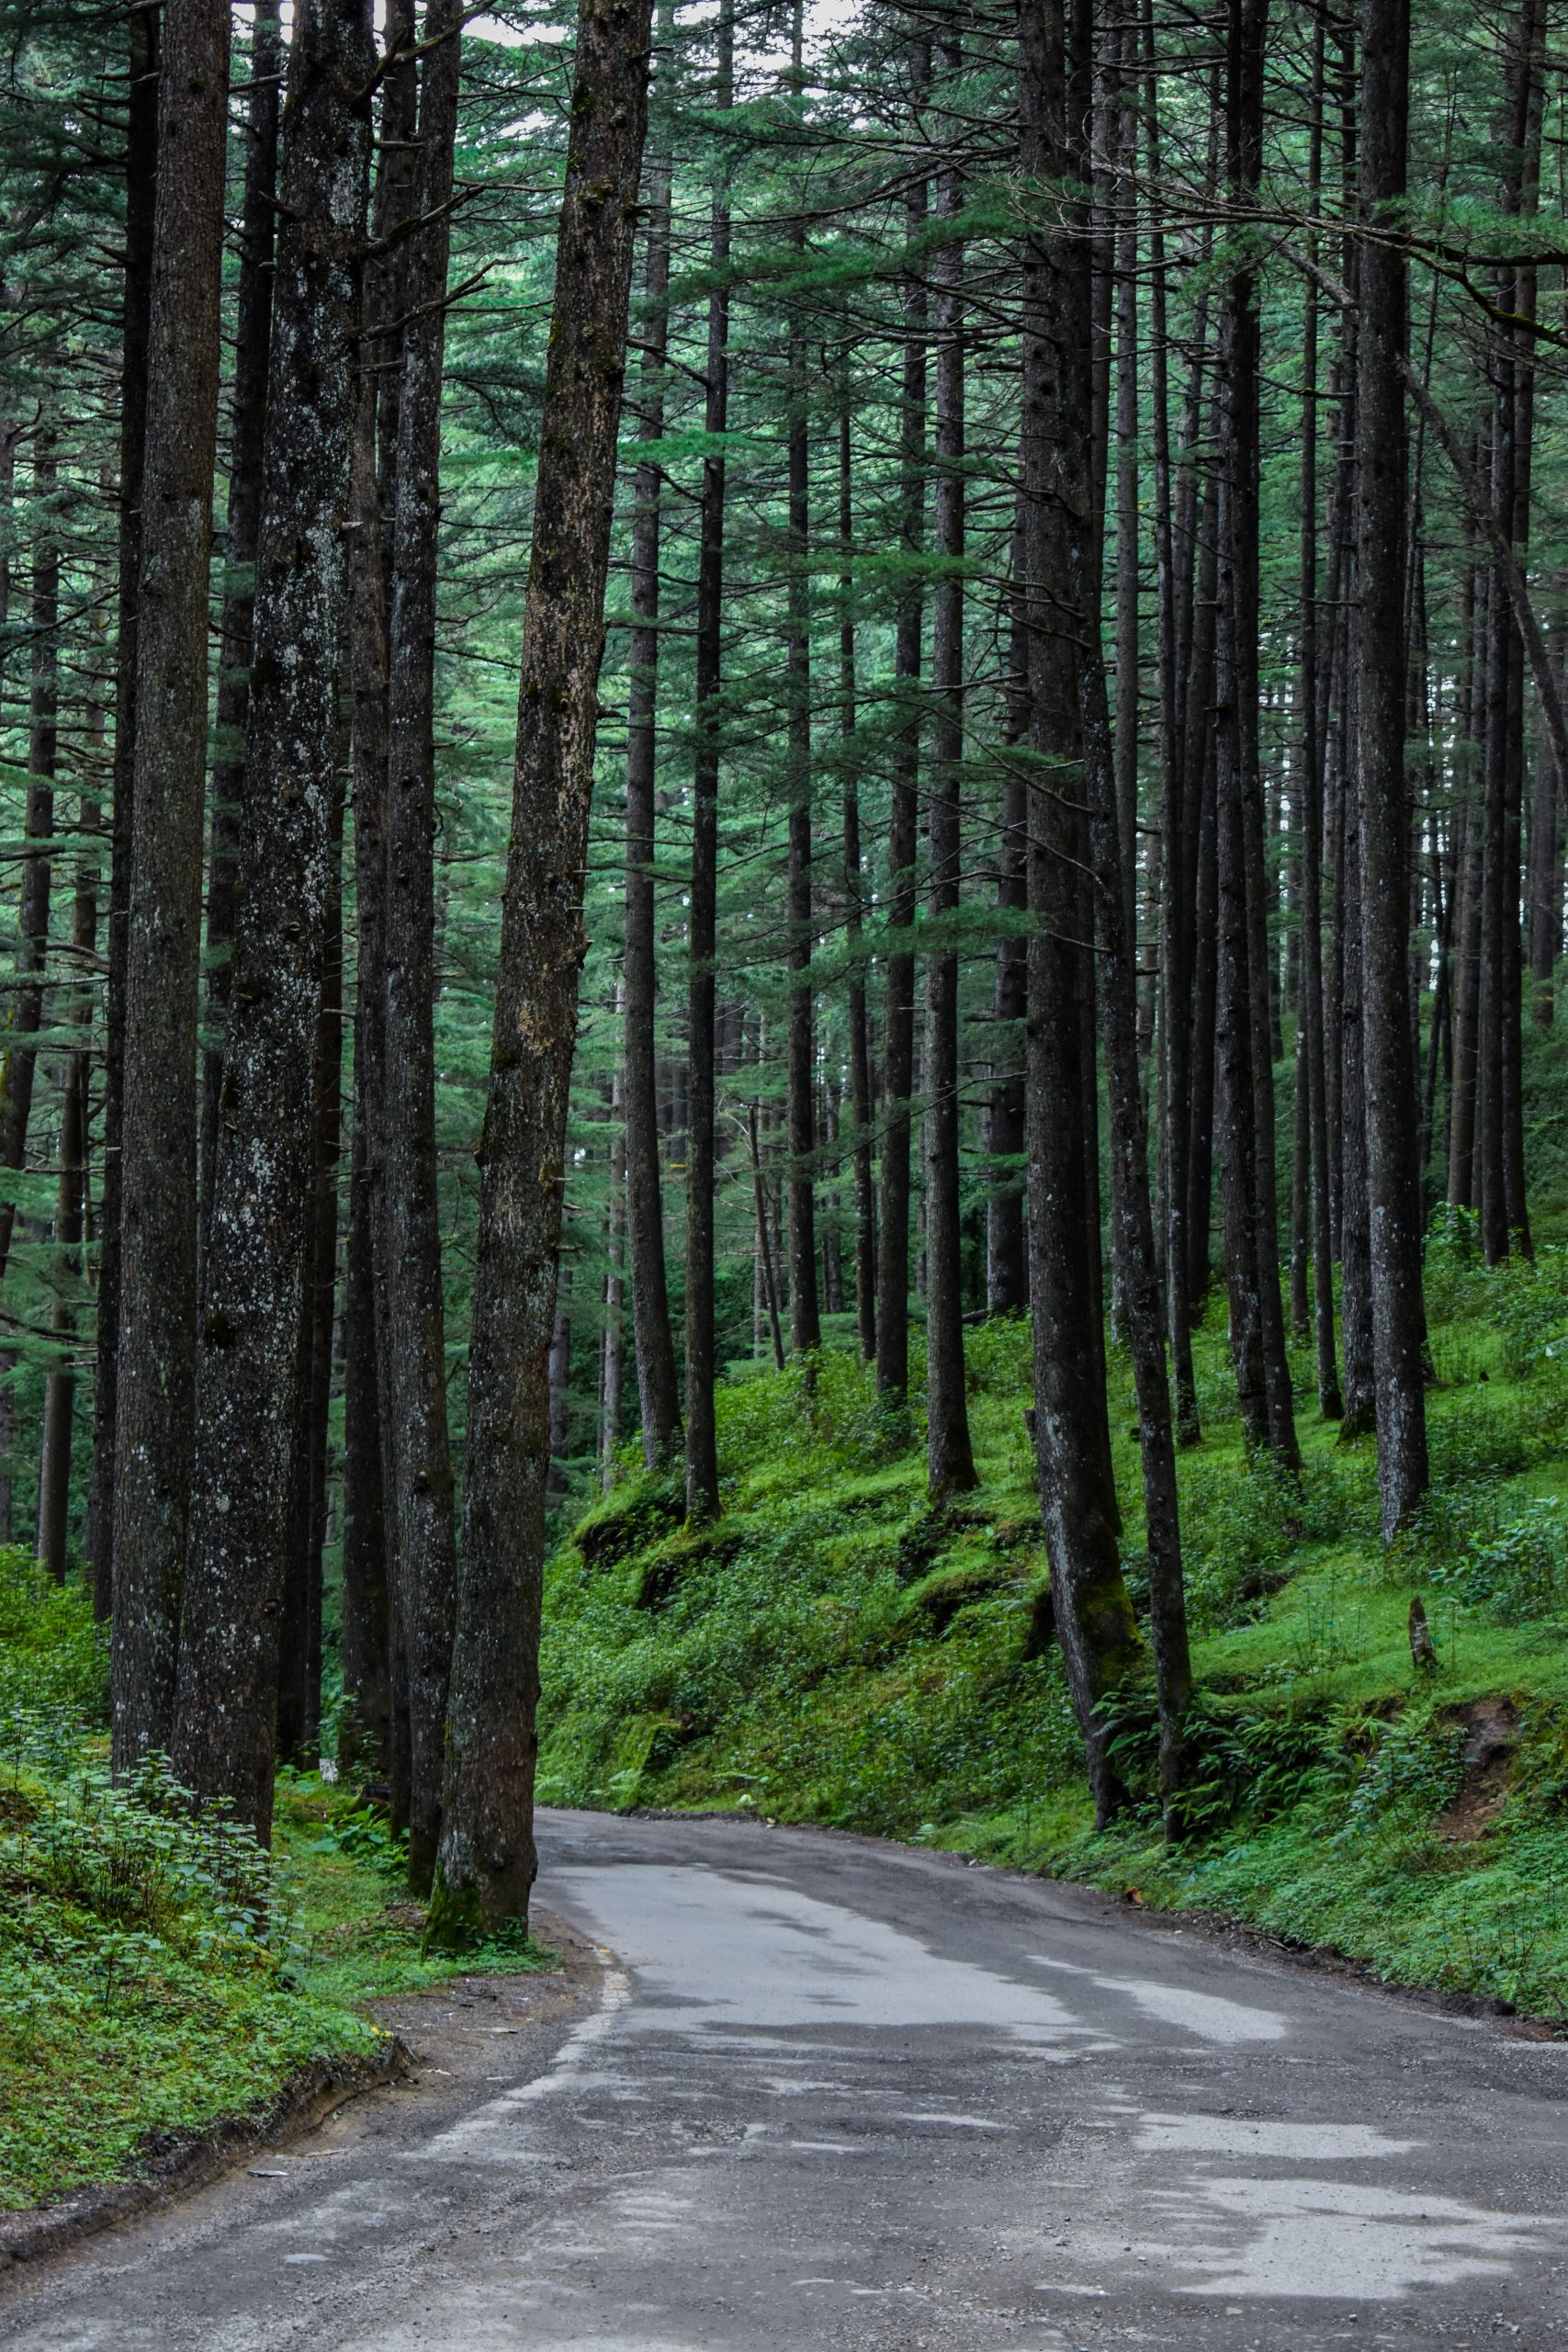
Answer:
[539,1215,1568,2025]
[0,1559,548,2214]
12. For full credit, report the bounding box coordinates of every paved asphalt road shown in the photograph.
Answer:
[3,1806,1567,2349]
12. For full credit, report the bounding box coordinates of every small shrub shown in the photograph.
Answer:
[1338,1714,1465,1846]
[1100,1681,1339,1834]
[1496,1254,1568,1379]
[1427,1501,1568,1623]
[1424,1207,1487,1323]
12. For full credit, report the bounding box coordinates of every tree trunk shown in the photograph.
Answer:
[1356,0,1427,1537]
[987,514,1029,1319]
[1448,568,1484,1208]
[39,747,99,1575]
[1529,628,1561,1024]
[924,37,976,1501]
[278,775,345,1762]
[172,0,370,1839]
[1181,495,1221,1334]
[111,0,232,1769]
[839,379,878,1360]
[601,1041,626,1489]
[380,0,465,1888]
[339,0,417,1797]
[1020,0,1143,1828]
[874,68,928,1409]
[547,1282,571,1491]
[427,0,652,1944]
[622,27,682,1463]
[1297,15,1341,1419]
[1338,723,1378,1435]
[1144,10,1198,1442]
[198,0,282,1284]
[0,432,59,1317]
[90,0,158,1620]
[1214,0,1297,1468]
[784,33,819,1361]
[749,1100,786,1373]
[683,1,732,1522]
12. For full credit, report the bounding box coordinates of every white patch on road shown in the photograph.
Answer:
[548,1866,1104,2045]
[419,1964,633,2161]
[1137,2114,1418,2161]
[1030,1954,1289,2043]
[1160,2176,1545,2301]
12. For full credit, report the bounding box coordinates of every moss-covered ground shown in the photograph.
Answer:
[0,1566,550,2214]
[539,1220,1568,2025]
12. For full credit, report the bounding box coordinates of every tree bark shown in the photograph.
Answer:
[923,33,976,1500]
[111,0,233,1770]
[1213,0,1297,1468]
[39,507,98,1579]
[1356,0,1427,1538]
[339,0,417,1796]
[839,376,878,1359]
[90,0,158,1619]
[198,0,282,1284]
[601,1039,626,1489]
[1297,16,1341,1420]
[683,0,731,1521]
[172,0,371,1840]
[784,22,819,1361]
[749,1099,786,1372]
[1529,627,1561,1024]
[427,0,652,1943]
[874,65,929,1409]
[1448,561,1484,1208]
[547,1281,571,1490]
[1019,0,1143,1828]
[622,24,682,1463]
[0,431,59,1317]
[277,774,344,1762]
[380,0,465,1887]
[1337,717,1378,1435]
[987,515,1029,1318]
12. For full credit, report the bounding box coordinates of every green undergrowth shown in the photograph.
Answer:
[0,1561,552,2214]
[540,1225,1568,2022]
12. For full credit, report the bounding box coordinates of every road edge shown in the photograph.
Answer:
[0,2039,408,2275]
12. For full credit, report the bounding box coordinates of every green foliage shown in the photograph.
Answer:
[1337,1714,1465,1843]
[0,1547,107,1766]
[0,1729,552,2211]
[1176,1450,1371,1633]
[1427,1502,1568,1624]
[0,1755,381,2210]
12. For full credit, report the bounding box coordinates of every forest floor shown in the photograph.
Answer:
[0,1586,556,2217]
[540,1218,1568,2027]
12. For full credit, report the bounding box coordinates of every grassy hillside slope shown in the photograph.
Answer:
[540,1223,1568,2020]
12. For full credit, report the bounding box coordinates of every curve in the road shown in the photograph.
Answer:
[2,1806,1564,2351]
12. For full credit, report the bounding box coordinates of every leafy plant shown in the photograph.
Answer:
[1428,1502,1568,1623]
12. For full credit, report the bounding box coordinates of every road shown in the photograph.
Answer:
[3,1806,1566,2349]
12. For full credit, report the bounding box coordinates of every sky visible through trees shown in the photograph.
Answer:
[0,0,1557,1931]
